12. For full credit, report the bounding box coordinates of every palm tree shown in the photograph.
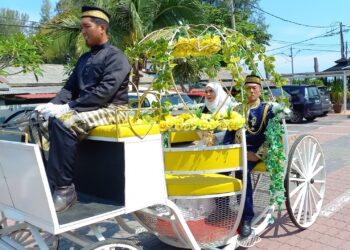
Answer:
[42,0,202,86]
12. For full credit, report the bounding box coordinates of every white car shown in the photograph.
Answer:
[128,91,203,112]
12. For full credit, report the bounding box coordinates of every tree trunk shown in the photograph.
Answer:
[131,61,140,91]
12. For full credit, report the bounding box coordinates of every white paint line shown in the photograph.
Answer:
[285,131,348,136]
[288,124,350,128]
[320,190,350,217]
[309,132,348,136]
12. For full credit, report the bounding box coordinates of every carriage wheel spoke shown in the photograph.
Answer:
[311,165,323,179]
[291,161,306,179]
[310,184,318,211]
[290,177,305,182]
[290,181,306,198]
[296,147,307,174]
[309,153,321,176]
[310,184,322,199]
[308,187,314,218]
[304,186,309,224]
[296,185,307,223]
[313,179,325,184]
[292,184,306,213]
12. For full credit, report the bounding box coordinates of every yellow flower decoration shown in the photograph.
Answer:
[175,120,184,131]
[172,36,221,58]
[199,120,210,130]
[159,120,169,132]
[218,119,228,130]
[209,119,219,130]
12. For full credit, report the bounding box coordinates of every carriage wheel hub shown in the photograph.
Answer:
[310,178,315,184]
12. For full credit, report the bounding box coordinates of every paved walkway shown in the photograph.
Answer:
[245,113,350,249]
[246,163,350,250]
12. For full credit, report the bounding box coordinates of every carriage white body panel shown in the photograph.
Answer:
[0,162,12,207]
[123,134,167,213]
[0,141,58,232]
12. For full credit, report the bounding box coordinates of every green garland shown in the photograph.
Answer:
[264,115,286,222]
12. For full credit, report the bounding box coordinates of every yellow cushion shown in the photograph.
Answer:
[166,174,242,196]
[164,147,241,172]
[170,131,201,143]
[89,124,160,138]
[253,161,267,172]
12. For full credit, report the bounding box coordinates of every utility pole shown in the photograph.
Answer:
[346,41,348,58]
[340,22,345,59]
[290,47,294,75]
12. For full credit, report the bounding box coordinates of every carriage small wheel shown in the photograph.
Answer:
[82,238,141,250]
[284,134,326,229]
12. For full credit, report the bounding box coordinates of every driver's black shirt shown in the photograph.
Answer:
[52,42,131,112]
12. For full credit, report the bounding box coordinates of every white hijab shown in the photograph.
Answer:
[205,82,233,114]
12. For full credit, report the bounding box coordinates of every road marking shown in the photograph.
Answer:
[308,131,349,136]
[287,124,350,128]
[320,190,350,217]
[285,131,348,136]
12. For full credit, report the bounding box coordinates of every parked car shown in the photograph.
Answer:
[282,85,323,123]
[263,86,291,102]
[317,86,332,116]
[187,91,205,103]
[128,91,200,115]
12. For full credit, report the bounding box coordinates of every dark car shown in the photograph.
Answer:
[263,86,291,101]
[282,85,323,123]
[187,91,205,103]
[317,86,332,116]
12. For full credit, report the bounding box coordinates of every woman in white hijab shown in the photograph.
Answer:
[204,82,233,114]
[203,82,235,145]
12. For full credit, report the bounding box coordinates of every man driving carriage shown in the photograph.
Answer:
[34,6,131,213]
[224,75,274,238]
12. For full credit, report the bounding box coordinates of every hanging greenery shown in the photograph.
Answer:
[264,102,290,222]
[125,24,286,104]
[126,25,291,218]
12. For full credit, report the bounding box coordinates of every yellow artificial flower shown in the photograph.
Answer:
[201,113,212,120]
[198,120,210,130]
[229,111,241,120]
[159,120,169,132]
[185,118,198,130]
[218,119,228,130]
[209,119,219,130]
[179,113,192,121]
[175,120,184,131]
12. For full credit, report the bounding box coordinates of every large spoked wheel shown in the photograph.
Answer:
[0,213,59,250]
[82,239,141,250]
[285,134,326,229]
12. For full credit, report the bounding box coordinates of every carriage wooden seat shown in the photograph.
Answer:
[89,123,160,139]
[164,145,243,197]
[169,131,201,143]
[166,174,242,196]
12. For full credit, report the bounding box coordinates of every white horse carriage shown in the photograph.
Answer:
[0,25,326,249]
[0,110,326,250]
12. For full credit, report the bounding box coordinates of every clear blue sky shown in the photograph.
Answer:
[1,0,350,74]
[260,0,350,74]
[0,0,58,22]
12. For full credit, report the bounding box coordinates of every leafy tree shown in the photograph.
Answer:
[291,78,325,86]
[55,0,88,14]
[0,8,30,36]
[201,3,231,27]
[201,0,271,45]
[43,0,202,88]
[40,0,52,23]
[0,34,46,79]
